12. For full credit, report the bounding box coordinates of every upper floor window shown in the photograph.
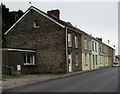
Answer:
[34,21,39,28]
[102,45,104,53]
[95,42,97,52]
[92,41,94,51]
[68,33,72,47]
[100,44,102,53]
[88,40,91,50]
[75,36,78,48]
[84,39,87,50]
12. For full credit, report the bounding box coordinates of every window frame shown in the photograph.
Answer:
[84,39,87,50]
[33,21,40,28]
[96,55,97,65]
[89,40,91,50]
[68,33,72,47]
[95,42,97,52]
[92,41,94,51]
[75,35,78,48]
[24,55,35,65]
[85,53,87,66]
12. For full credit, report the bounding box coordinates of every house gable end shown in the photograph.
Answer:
[4,6,65,35]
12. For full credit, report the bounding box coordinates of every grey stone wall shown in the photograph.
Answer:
[4,9,66,73]
[67,29,82,72]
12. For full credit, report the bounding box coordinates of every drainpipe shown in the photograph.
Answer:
[66,27,68,73]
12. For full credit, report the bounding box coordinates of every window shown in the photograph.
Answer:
[96,55,97,65]
[85,54,87,65]
[24,55,35,65]
[84,39,87,50]
[95,42,97,52]
[34,21,39,28]
[68,33,72,47]
[76,54,79,66]
[102,45,104,53]
[93,55,94,67]
[100,44,102,53]
[92,41,94,51]
[89,40,91,50]
[75,36,78,48]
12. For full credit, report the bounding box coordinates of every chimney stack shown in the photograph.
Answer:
[96,37,102,42]
[47,9,60,19]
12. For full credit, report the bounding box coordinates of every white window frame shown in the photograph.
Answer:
[75,36,78,48]
[24,55,35,65]
[34,21,39,28]
[75,54,79,66]
[68,33,72,47]
[84,39,87,50]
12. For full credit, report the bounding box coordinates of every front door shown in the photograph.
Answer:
[93,55,94,69]
[68,54,72,72]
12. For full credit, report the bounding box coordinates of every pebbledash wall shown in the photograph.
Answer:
[2,6,115,74]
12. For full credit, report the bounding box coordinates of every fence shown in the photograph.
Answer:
[2,65,14,75]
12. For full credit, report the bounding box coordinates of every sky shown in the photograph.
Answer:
[2,0,119,55]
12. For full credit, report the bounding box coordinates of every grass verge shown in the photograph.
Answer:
[2,75,25,80]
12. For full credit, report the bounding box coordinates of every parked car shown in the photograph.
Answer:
[112,62,119,67]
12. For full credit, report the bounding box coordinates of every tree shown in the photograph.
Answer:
[2,3,24,47]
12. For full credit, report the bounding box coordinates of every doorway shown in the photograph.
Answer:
[68,53,72,72]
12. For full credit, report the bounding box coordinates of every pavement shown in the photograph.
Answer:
[2,67,117,92]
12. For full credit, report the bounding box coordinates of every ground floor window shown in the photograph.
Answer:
[24,55,35,65]
[93,55,94,68]
[85,54,87,66]
[96,55,97,65]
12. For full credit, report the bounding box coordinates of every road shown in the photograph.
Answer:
[4,67,118,92]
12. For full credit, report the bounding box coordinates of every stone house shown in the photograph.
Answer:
[3,6,83,74]
[81,32,92,71]
[91,37,99,69]
[2,6,115,75]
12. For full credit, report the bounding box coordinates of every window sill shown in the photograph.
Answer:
[68,46,72,48]
[34,27,39,29]
[75,47,78,49]
[24,64,35,66]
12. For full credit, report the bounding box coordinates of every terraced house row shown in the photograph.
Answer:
[2,6,115,75]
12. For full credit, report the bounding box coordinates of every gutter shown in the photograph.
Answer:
[66,27,68,73]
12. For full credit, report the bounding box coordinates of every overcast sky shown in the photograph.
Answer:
[2,1,119,55]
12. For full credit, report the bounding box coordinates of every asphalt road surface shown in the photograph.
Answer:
[5,67,119,92]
